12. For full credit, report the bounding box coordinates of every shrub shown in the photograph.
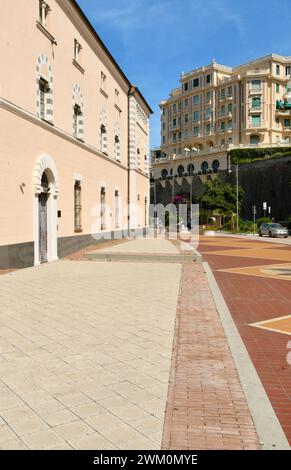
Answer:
[256,217,272,226]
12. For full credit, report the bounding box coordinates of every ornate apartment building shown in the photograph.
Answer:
[152,54,291,179]
[0,0,152,268]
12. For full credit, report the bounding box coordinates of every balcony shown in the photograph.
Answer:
[170,122,181,130]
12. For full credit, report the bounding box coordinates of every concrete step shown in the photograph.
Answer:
[84,251,202,263]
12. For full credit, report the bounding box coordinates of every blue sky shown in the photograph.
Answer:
[77,0,291,149]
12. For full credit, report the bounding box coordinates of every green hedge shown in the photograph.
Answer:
[230,147,291,164]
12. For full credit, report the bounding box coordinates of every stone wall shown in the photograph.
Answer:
[151,155,291,221]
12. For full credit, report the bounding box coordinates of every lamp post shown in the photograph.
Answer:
[228,159,239,233]
[172,153,176,204]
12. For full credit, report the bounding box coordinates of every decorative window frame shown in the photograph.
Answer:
[36,54,54,123]
[72,84,84,140]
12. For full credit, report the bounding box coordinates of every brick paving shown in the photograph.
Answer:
[162,263,260,450]
[200,235,291,446]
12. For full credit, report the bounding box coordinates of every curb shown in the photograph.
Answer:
[203,261,290,450]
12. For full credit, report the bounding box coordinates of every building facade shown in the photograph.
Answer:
[0,0,152,268]
[152,54,291,181]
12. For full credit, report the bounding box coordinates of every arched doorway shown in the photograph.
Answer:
[34,154,59,265]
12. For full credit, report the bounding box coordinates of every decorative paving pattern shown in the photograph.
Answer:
[217,263,291,282]
[200,236,291,446]
[250,315,291,336]
[201,247,291,262]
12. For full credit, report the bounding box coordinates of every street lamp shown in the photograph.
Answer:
[172,153,176,203]
[228,162,239,233]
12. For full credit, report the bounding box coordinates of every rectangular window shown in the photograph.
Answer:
[184,114,188,124]
[286,66,291,76]
[173,133,177,142]
[172,118,177,126]
[162,122,165,131]
[221,122,225,130]
[73,104,81,137]
[220,88,225,98]
[101,187,106,230]
[252,114,261,125]
[276,83,280,93]
[227,120,232,129]
[193,110,200,121]
[205,108,211,119]
[101,71,107,91]
[39,78,48,120]
[228,103,232,113]
[193,78,199,88]
[251,80,261,90]
[173,103,176,113]
[206,123,210,133]
[227,86,232,97]
[252,97,261,108]
[74,39,82,63]
[114,190,119,229]
[74,181,82,232]
[39,1,49,27]
[184,82,188,91]
[205,91,211,103]
[206,74,211,84]
[184,98,188,107]
[193,126,200,137]
[115,89,119,105]
[284,118,291,127]
[276,64,280,75]
[193,94,200,105]
[162,136,165,144]
[220,105,225,115]
[162,108,165,116]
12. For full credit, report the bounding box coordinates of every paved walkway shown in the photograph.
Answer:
[1,236,283,450]
[162,263,260,450]
[0,254,181,449]
[199,234,291,446]
[96,238,180,254]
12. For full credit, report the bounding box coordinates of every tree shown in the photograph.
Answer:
[198,178,244,214]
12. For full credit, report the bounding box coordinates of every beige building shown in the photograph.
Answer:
[152,54,291,179]
[0,0,152,268]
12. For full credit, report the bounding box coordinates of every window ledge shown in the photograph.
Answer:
[114,104,122,113]
[72,59,85,74]
[100,88,108,99]
[74,228,83,233]
[36,21,57,44]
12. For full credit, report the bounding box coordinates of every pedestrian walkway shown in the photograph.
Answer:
[0,256,181,449]
[0,237,283,450]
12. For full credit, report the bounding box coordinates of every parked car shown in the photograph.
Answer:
[258,223,289,238]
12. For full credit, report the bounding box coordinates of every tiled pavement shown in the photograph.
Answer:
[199,235,291,446]
[1,236,285,449]
[0,253,181,449]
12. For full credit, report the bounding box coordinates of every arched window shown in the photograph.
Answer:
[36,54,54,123]
[201,161,208,174]
[212,160,220,173]
[114,135,120,160]
[177,165,184,177]
[188,163,194,176]
[250,134,259,145]
[72,85,84,140]
[100,124,107,153]
[161,169,168,178]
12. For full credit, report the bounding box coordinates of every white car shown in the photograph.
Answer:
[259,223,289,238]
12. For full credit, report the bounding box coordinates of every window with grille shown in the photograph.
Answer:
[100,124,107,153]
[74,181,82,232]
[73,104,82,137]
[39,78,49,120]
[101,187,106,230]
